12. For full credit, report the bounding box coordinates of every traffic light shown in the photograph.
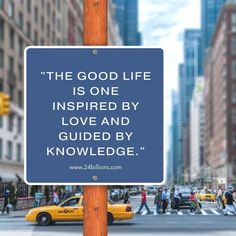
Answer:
[0,92,10,116]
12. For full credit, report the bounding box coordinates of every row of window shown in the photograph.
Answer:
[0,138,22,162]
[0,114,23,135]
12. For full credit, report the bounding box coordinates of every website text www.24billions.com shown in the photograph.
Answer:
[69,164,123,171]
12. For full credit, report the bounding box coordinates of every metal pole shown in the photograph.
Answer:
[83,0,108,235]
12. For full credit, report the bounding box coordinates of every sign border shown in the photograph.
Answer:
[24,46,165,185]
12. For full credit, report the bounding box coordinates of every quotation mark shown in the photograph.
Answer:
[140,147,145,150]
[41,72,45,75]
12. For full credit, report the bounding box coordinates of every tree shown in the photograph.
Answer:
[30,186,37,197]
[9,184,18,209]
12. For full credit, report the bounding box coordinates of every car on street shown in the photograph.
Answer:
[147,186,157,195]
[197,189,215,202]
[25,196,134,226]
[171,186,192,209]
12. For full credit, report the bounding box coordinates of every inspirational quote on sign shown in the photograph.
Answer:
[40,70,151,158]
[25,47,163,184]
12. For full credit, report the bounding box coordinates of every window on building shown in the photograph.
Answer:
[232,13,236,33]
[9,27,14,49]
[57,38,61,45]
[57,0,61,11]
[0,138,2,159]
[0,78,3,90]
[41,0,45,8]
[8,56,14,72]
[27,0,31,13]
[17,116,22,135]
[0,17,4,42]
[57,18,61,31]
[7,141,13,160]
[232,84,236,104]
[18,64,22,81]
[18,37,23,56]
[17,143,22,162]
[232,61,236,80]
[34,6,38,22]
[27,22,31,38]
[8,114,13,132]
[0,49,3,68]
[52,31,55,44]
[232,108,236,125]
[0,117,2,128]
[9,85,14,101]
[47,24,50,38]
[18,90,23,108]
[34,30,38,45]
[18,12,23,30]
[41,16,44,31]
[41,38,44,45]
[0,0,3,9]
[8,1,14,19]
[47,2,50,16]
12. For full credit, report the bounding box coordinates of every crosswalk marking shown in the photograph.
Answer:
[200,210,208,215]
[211,209,221,215]
[135,209,224,216]
[141,211,147,215]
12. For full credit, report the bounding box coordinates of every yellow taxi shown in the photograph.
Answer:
[26,196,134,226]
[197,189,216,201]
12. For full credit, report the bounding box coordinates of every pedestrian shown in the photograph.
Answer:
[174,187,181,211]
[189,191,201,214]
[53,189,60,205]
[216,186,223,209]
[224,187,236,215]
[123,191,130,204]
[2,189,10,214]
[161,188,168,214]
[136,188,151,214]
[154,188,162,214]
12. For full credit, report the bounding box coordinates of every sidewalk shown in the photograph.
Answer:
[0,209,28,218]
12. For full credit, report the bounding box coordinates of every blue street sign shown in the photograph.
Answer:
[25,47,163,184]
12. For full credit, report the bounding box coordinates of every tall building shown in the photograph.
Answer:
[190,77,205,184]
[204,3,236,188]
[0,0,84,197]
[182,29,202,181]
[113,0,142,45]
[108,1,123,45]
[177,64,184,182]
[201,0,226,70]
[169,91,179,183]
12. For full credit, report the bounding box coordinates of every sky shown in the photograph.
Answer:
[139,0,200,159]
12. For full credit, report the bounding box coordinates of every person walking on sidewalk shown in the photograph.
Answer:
[154,188,162,214]
[216,186,223,209]
[161,188,168,214]
[174,188,181,211]
[137,188,151,214]
[2,189,10,214]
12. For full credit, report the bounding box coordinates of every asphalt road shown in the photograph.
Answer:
[0,196,236,236]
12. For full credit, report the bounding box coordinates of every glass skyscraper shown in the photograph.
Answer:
[113,0,141,45]
[201,0,226,68]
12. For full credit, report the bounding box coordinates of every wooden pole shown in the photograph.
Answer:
[83,0,108,236]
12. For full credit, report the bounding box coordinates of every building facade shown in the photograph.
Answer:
[204,3,236,188]
[201,0,226,69]
[169,90,179,183]
[113,0,141,45]
[182,29,202,181]
[190,76,205,183]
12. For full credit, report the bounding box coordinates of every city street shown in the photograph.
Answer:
[1,196,236,236]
